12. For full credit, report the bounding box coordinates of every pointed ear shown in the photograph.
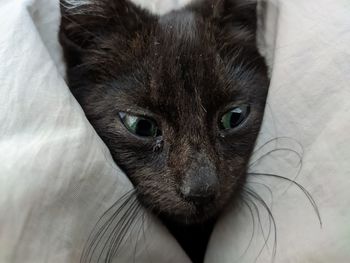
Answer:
[191,0,259,49]
[59,0,155,67]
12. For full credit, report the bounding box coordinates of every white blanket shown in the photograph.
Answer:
[0,0,349,262]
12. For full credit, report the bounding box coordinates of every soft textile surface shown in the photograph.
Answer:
[0,0,349,262]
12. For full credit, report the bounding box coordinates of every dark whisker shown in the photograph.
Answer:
[242,187,277,263]
[246,181,274,208]
[237,199,257,260]
[252,136,304,158]
[81,189,134,263]
[94,192,137,263]
[248,172,322,227]
[112,201,142,258]
[105,197,140,262]
[132,209,146,263]
[80,189,143,263]
[250,148,303,168]
[249,137,306,195]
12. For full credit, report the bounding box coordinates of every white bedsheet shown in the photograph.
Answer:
[0,0,349,262]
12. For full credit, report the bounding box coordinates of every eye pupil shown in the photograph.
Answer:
[230,109,244,126]
[119,112,159,137]
[135,119,155,137]
[220,105,249,130]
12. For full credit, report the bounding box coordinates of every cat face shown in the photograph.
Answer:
[60,0,269,224]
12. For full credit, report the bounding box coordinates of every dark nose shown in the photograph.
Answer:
[180,154,218,205]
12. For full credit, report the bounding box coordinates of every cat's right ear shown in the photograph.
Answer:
[59,0,155,67]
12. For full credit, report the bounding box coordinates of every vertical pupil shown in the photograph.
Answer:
[230,109,243,127]
[136,119,153,136]
[219,106,249,130]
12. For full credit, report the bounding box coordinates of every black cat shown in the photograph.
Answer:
[59,0,269,262]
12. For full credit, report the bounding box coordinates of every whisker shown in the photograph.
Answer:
[242,187,277,263]
[245,181,274,208]
[105,197,140,262]
[248,172,322,227]
[112,202,143,258]
[80,189,142,263]
[250,148,303,168]
[94,192,137,263]
[236,198,257,260]
[132,208,146,263]
[251,136,304,158]
[81,189,134,263]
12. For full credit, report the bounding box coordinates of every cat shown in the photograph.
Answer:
[59,0,269,262]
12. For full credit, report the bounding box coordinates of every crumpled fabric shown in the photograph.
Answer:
[0,0,349,262]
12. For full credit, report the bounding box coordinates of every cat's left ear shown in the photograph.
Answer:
[59,0,155,66]
[191,0,259,50]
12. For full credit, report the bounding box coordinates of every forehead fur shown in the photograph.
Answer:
[158,10,198,42]
[60,0,268,121]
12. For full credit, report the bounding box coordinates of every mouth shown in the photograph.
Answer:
[158,195,223,225]
[135,183,233,225]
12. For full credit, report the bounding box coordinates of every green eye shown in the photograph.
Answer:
[220,105,250,130]
[119,112,160,137]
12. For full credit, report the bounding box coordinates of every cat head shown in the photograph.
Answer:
[60,0,269,224]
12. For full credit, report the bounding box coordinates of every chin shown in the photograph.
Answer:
[159,197,226,225]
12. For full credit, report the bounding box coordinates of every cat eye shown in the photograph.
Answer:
[119,112,160,137]
[219,105,250,130]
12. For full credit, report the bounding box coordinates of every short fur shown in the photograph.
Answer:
[59,0,269,262]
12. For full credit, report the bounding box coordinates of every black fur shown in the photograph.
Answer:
[59,0,269,262]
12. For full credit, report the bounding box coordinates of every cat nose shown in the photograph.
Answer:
[180,174,218,205]
[180,154,218,205]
